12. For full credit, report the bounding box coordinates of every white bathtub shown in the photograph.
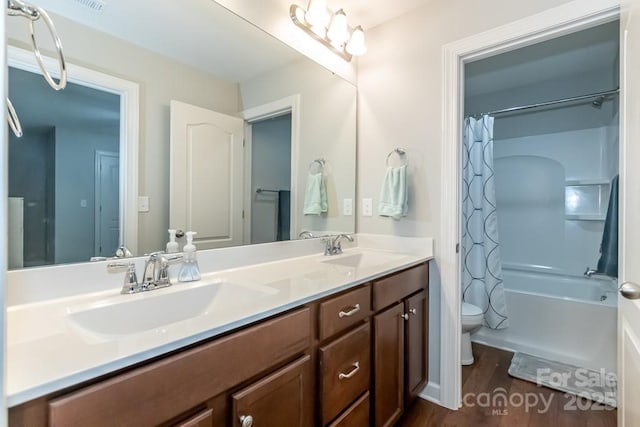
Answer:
[472,266,618,373]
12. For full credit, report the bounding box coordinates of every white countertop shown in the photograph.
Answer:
[7,235,433,407]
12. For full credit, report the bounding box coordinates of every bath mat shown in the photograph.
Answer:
[508,352,617,407]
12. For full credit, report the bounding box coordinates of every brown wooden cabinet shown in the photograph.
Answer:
[405,291,428,403]
[372,262,429,427]
[9,262,430,427]
[373,303,405,427]
[231,355,313,427]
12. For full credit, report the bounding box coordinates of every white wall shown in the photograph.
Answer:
[7,14,241,255]
[357,0,577,398]
[241,59,357,237]
[54,126,119,264]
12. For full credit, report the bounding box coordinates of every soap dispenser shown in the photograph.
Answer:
[178,231,201,282]
[166,229,179,253]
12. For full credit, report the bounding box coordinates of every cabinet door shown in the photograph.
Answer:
[231,355,312,427]
[173,408,213,427]
[373,303,404,427]
[405,290,428,404]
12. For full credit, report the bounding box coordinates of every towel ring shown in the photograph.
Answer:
[386,148,407,167]
[6,98,23,138]
[8,0,67,91]
[309,158,325,174]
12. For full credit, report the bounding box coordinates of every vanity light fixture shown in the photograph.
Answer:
[290,2,367,61]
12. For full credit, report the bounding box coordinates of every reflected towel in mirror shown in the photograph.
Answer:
[303,172,327,215]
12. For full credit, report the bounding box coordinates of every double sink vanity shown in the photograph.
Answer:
[7,235,432,426]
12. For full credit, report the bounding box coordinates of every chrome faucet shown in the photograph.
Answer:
[142,251,182,290]
[584,267,598,277]
[108,251,182,294]
[324,234,354,256]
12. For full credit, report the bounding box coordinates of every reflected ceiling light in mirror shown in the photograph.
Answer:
[290,3,366,62]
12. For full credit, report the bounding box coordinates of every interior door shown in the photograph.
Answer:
[618,1,640,425]
[170,100,244,249]
[95,151,120,257]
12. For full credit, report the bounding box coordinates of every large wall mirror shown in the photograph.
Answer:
[6,0,356,269]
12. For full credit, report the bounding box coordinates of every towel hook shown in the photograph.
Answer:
[386,148,407,167]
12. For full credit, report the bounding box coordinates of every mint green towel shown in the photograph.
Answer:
[303,172,327,215]
[378,165,408,219]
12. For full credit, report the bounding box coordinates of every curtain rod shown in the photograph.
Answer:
[470,87,620,117]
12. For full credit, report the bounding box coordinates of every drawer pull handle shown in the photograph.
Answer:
[338,362,360,380]
[338,304,361,318]
[239,415,253,427]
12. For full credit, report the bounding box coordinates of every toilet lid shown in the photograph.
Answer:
[462,302,483,316]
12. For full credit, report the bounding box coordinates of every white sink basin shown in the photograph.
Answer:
[67,281,275,336]
[321,251,408,269]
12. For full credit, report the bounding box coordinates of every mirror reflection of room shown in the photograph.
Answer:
[6,0,356,269]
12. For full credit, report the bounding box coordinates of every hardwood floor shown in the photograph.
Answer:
[397,344,617,427]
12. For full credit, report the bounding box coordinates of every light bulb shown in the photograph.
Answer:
[327,9,349,47]
[346,25,367,56]
[305,0,330,29]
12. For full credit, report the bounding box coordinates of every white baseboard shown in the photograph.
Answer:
[418,381,442,405]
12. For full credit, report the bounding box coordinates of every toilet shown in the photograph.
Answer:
[461,302,484,365]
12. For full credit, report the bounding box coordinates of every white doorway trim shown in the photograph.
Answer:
[242,95,301,244]
[8,45,140,255]
[439,0,620,410]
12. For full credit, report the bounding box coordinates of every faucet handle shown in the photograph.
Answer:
[108,262,139,294]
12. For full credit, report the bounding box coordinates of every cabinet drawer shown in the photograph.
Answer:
[319,285,371,340]
[319,322,371,425]
[373,263,428,311]
[48,308,311,427]
[327,392,369,427]
[232,355,313,427]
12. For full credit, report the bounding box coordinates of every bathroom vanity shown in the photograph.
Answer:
[7,238,432,426]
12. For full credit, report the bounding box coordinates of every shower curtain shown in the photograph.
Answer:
[462,115,509,329]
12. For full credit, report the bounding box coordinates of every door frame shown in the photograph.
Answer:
[94,150,119,256]
[8,45,140,255]
[242,95,301,244]
[439,0,620,410]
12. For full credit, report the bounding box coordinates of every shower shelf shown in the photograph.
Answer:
[565,214,606,221]
[565,179,610,186]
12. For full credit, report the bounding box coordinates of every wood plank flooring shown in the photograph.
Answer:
[397,344,617,427]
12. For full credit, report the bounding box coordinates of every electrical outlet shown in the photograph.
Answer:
[138,196,150,212]
[362,198,373,217]
[343,198,353,216]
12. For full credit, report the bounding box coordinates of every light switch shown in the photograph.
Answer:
[138,196,150,212]
[80,199,88,208]
[362,198,373,217]
[343,198,353,216]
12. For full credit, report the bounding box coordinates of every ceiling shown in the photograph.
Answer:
[24,0,427,84]
[27,0,303,83]
[325,0,427,30]
[465,21,620,98]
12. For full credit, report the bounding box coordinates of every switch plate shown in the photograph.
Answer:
[80,199,87,208]
[362,198,373,217]
[138,196,150,212]
[343,198,353,216]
